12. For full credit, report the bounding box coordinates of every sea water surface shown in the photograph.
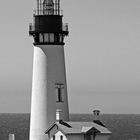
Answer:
[0,113,140,140]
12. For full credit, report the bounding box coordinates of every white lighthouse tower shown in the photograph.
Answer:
[29,0,69,140]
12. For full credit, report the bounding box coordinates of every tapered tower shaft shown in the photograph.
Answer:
[29,0,69,140]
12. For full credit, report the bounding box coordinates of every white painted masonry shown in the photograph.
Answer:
[30,45,69,140]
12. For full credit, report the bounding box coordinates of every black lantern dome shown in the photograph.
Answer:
[29,0,69,45]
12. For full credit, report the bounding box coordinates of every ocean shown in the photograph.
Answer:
[0,113,140,140]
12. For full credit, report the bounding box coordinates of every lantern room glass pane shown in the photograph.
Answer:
[50,33,54,42]
[39,33,44,42]
[44,33,49,42]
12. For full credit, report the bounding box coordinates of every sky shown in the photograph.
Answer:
[0,0,140,114]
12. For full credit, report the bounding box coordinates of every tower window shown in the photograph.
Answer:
[55,83,64,102]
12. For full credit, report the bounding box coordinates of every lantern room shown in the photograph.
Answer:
[29,0,69,45]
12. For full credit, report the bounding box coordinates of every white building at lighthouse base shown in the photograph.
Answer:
[45,121,111,140]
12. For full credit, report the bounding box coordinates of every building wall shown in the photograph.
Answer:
[49,129,111,140]
[95,135,111,140]
[67,134,85,140]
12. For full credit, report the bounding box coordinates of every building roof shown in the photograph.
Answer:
[45,121,112,135]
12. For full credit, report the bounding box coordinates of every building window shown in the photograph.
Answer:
[55,83,64,102]
[90,135,95,140]
[53,136,55,140]
[60,135,63,140]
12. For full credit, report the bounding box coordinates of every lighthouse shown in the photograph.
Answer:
[29,0,69,140]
